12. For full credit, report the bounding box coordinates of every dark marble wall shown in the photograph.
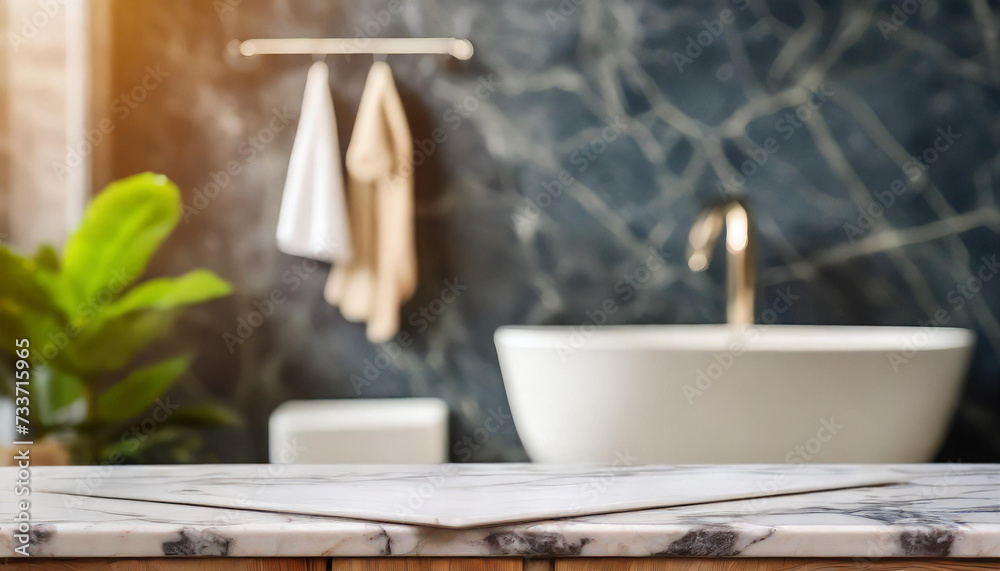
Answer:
[105,0,1000,463]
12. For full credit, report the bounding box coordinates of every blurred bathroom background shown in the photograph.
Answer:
[1,0,998,463]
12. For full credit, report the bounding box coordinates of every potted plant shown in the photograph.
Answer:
[0,173,237,464]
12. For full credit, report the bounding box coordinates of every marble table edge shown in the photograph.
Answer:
[7,521,1000,558]
[5,465,999,558]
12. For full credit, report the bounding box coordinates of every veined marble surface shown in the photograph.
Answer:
[2,464,999,558]
[25,464,901,527]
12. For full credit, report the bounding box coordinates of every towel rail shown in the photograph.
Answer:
[236,38,474,60]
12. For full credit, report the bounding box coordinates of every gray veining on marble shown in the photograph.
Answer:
[3,464,999,558]
[27,464,900,527]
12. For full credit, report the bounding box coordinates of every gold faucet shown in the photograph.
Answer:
[686,199,756,326]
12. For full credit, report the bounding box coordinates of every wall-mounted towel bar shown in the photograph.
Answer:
[237,37,474,60]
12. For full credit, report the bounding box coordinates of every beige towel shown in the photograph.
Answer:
[325,62,417,342]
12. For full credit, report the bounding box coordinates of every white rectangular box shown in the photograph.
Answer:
[269,398,449,464]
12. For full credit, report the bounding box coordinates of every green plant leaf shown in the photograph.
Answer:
[0,302,176,378]
[96,355,191,422]
[162,405,242,427]
[33,366,84,426]
[0,301,29,346]
[99,269,231,322]
[33,244,60,272]
[61,173,181,313]
[0,245,66,318]
[67,310,177,376]
[0,302,80,372]
[99,426,202,464]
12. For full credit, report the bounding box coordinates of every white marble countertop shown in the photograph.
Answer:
[2,464,999,558]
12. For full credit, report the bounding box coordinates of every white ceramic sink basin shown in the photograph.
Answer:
[495,324,975,463]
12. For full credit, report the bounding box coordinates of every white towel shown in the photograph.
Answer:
[276,60,352,263]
